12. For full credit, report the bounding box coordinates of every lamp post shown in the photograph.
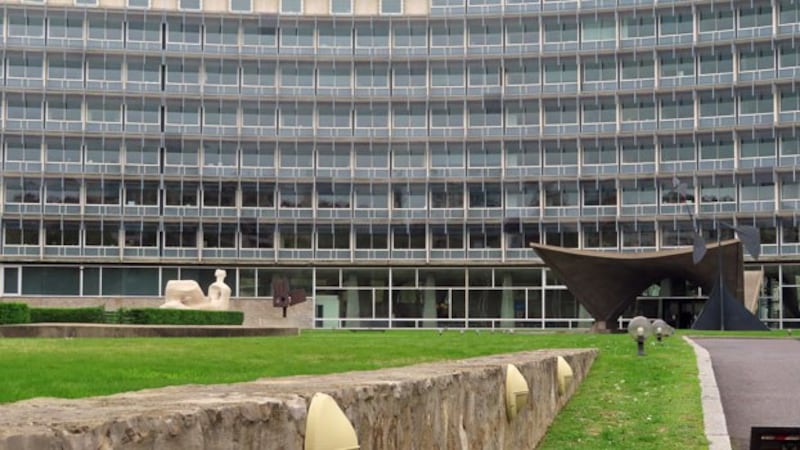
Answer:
[627,316,652,356]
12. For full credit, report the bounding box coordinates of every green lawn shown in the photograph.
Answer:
[0,329,783,448]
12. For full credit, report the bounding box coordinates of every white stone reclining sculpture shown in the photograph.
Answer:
[160,269,231,311]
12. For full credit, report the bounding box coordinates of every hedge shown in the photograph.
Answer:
[117,308,244,326]
[0,303,31,325]
[29,307,106,324]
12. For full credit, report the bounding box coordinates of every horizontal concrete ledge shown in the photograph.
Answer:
[0,348,597,450]
[0,324,299,338]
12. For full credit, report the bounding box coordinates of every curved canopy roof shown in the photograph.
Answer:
[531,240,744,330]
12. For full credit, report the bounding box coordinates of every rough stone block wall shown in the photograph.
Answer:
[0,349,596,450]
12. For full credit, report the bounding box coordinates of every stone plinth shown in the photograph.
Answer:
[0,349,596,450]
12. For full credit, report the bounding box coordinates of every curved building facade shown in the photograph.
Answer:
[0,0,799,328]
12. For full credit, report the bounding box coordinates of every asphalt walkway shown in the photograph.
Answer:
[692,338,800,450]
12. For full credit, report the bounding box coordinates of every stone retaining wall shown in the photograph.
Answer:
[0,348,596,450]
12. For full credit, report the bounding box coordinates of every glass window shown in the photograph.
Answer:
[85,138,121,164]
[699,136,735,160]
[242,62,276,87]
[506,100,539,127]
[543,60,577,83]
[354,144,389,168]
[230,0,251,11]
[281,0,302,14]
[583,58,616,82]
[699,92,735,117]
[6,137,42,162]
[242,21,277,47]
[621,55,655,79]
[355,64,389,88]
[621,98,656,121]
[179,0,201,9]
[47,96,82,122]
[740,47,775,71]
[48,55,83,81]
[86,180,120,205]
[166,59,201,85]
[48,15,84,40]
[331,0,351,14]
[699,8,734,32]
[544,19,578,43]
[126,99,160,126]
[621,142,655,164]
[660,96,694,119]
[621,16,655,38]
[660,53,695,77]
[506,60,540,85]
[318,24,352,49]
[281,24,314,47]
[543,101,578,125]
[7,95,43,121]
[87,56,123,83]
[741,136,777,158]
[740,5,772,28]
[355,23,390,48]
[394,23,427,47]
[318,65,351,88]
[87,15,123,41]
[431,64,465,87]
[739,91,773,115]
[205,60,239,87]
[430,143,464,167]
[127,0,149,8]
[582,142,617,165]
[5,179,40,203]
[430,103,464,128]
[381,0,402,13]
[506,141,540,167]
[127,57,161,84]
[280,63,315,87]
[506,20,538,45]
[6,53,43,80]
[431,22,464,47]
[660,139,695,162]
[780,0,800,24]
[660,12,693,35]
[543,141,578,165]
[87,98,122,123]
[7,12,45,38]
[393,65,427,87]
[699,51,734,74]
[242,102,277,127]
[392,144,426,168]
[355,105,389,128]
[127,19,161,43]
[241,143,275,168]
[393,104,427,128]
[279,103,314,128]
[582,17,615,41]
[582,98,616,123]
[469,22,502,47]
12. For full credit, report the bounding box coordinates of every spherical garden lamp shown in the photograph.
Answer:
[651,319,674,342]
[627,316,653,356]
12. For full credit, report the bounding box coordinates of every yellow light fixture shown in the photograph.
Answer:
[505,364,530,421]
[304,392,360,450]
[556,356,574,396]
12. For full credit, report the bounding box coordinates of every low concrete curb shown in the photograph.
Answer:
[684,336,731,450]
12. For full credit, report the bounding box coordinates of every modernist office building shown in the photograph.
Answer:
[0,0,799,328]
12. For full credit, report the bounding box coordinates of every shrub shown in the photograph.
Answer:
[29,307,106,324]
[117,308,243,326]
[0,303,31,325]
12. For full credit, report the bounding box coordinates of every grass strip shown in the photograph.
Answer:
[0,329,785,448]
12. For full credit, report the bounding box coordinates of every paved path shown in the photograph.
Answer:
[694,338,800,450]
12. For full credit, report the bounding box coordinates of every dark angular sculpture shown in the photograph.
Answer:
[692,280,769,331]
[272,277,307,318]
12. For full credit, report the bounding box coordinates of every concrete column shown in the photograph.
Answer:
[346,274,359,326]
[501,274,514,328]
[423,275,437,324]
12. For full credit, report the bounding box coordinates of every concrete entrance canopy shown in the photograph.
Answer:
[530,240,744,331]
